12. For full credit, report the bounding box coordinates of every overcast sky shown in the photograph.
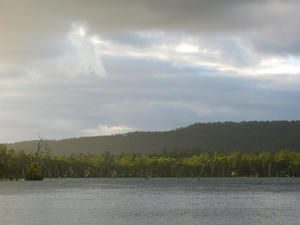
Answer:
[1,0,300,142]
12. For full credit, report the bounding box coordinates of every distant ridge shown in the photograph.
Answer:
[6,121,300,155]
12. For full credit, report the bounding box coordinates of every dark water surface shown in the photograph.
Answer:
[0,178,299,225]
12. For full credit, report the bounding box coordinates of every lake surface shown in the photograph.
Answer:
[0,178,299,225]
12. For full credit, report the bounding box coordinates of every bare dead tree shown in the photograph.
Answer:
[35,134,44,164]
[45,140,49,152]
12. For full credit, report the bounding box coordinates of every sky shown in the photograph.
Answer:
[1,0,300,143]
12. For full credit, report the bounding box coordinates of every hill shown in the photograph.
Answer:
[6,121,300,155]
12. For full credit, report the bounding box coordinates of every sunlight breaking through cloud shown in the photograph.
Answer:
[175,44,199,53]
[63,24,106,77]
[83,125,135,136]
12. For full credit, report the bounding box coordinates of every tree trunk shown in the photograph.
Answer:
[268,162,271,177]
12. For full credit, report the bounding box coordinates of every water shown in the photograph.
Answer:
[0,178,300,225]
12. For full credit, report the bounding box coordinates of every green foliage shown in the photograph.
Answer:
[7,121,300,156]
[25,162,43,180]
[1,145,300,178]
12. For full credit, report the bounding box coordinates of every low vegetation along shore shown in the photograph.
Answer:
[0,144,300,179]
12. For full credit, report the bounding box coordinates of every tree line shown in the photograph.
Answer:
[1,144,300,179]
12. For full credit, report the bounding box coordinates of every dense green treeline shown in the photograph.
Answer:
[1,144,300,179]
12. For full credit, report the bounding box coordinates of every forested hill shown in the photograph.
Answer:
[6,121,300,156]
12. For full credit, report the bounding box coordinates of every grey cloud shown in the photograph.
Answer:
[250,30,300,56]
[1,0,300,61]
[99,32,156,48]
[1,56,299,142]
[0,34,66,62]
[2,0,298,33]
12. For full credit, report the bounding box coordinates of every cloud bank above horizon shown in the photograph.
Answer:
[1,0,300,142]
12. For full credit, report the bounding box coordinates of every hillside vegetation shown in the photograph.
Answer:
[6,121,300,156]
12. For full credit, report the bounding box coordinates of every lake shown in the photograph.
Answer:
[0,178,299,225]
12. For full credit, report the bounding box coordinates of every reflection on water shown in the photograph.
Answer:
[0,178,299,225]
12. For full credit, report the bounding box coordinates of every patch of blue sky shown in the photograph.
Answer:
[288,57,300,66]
